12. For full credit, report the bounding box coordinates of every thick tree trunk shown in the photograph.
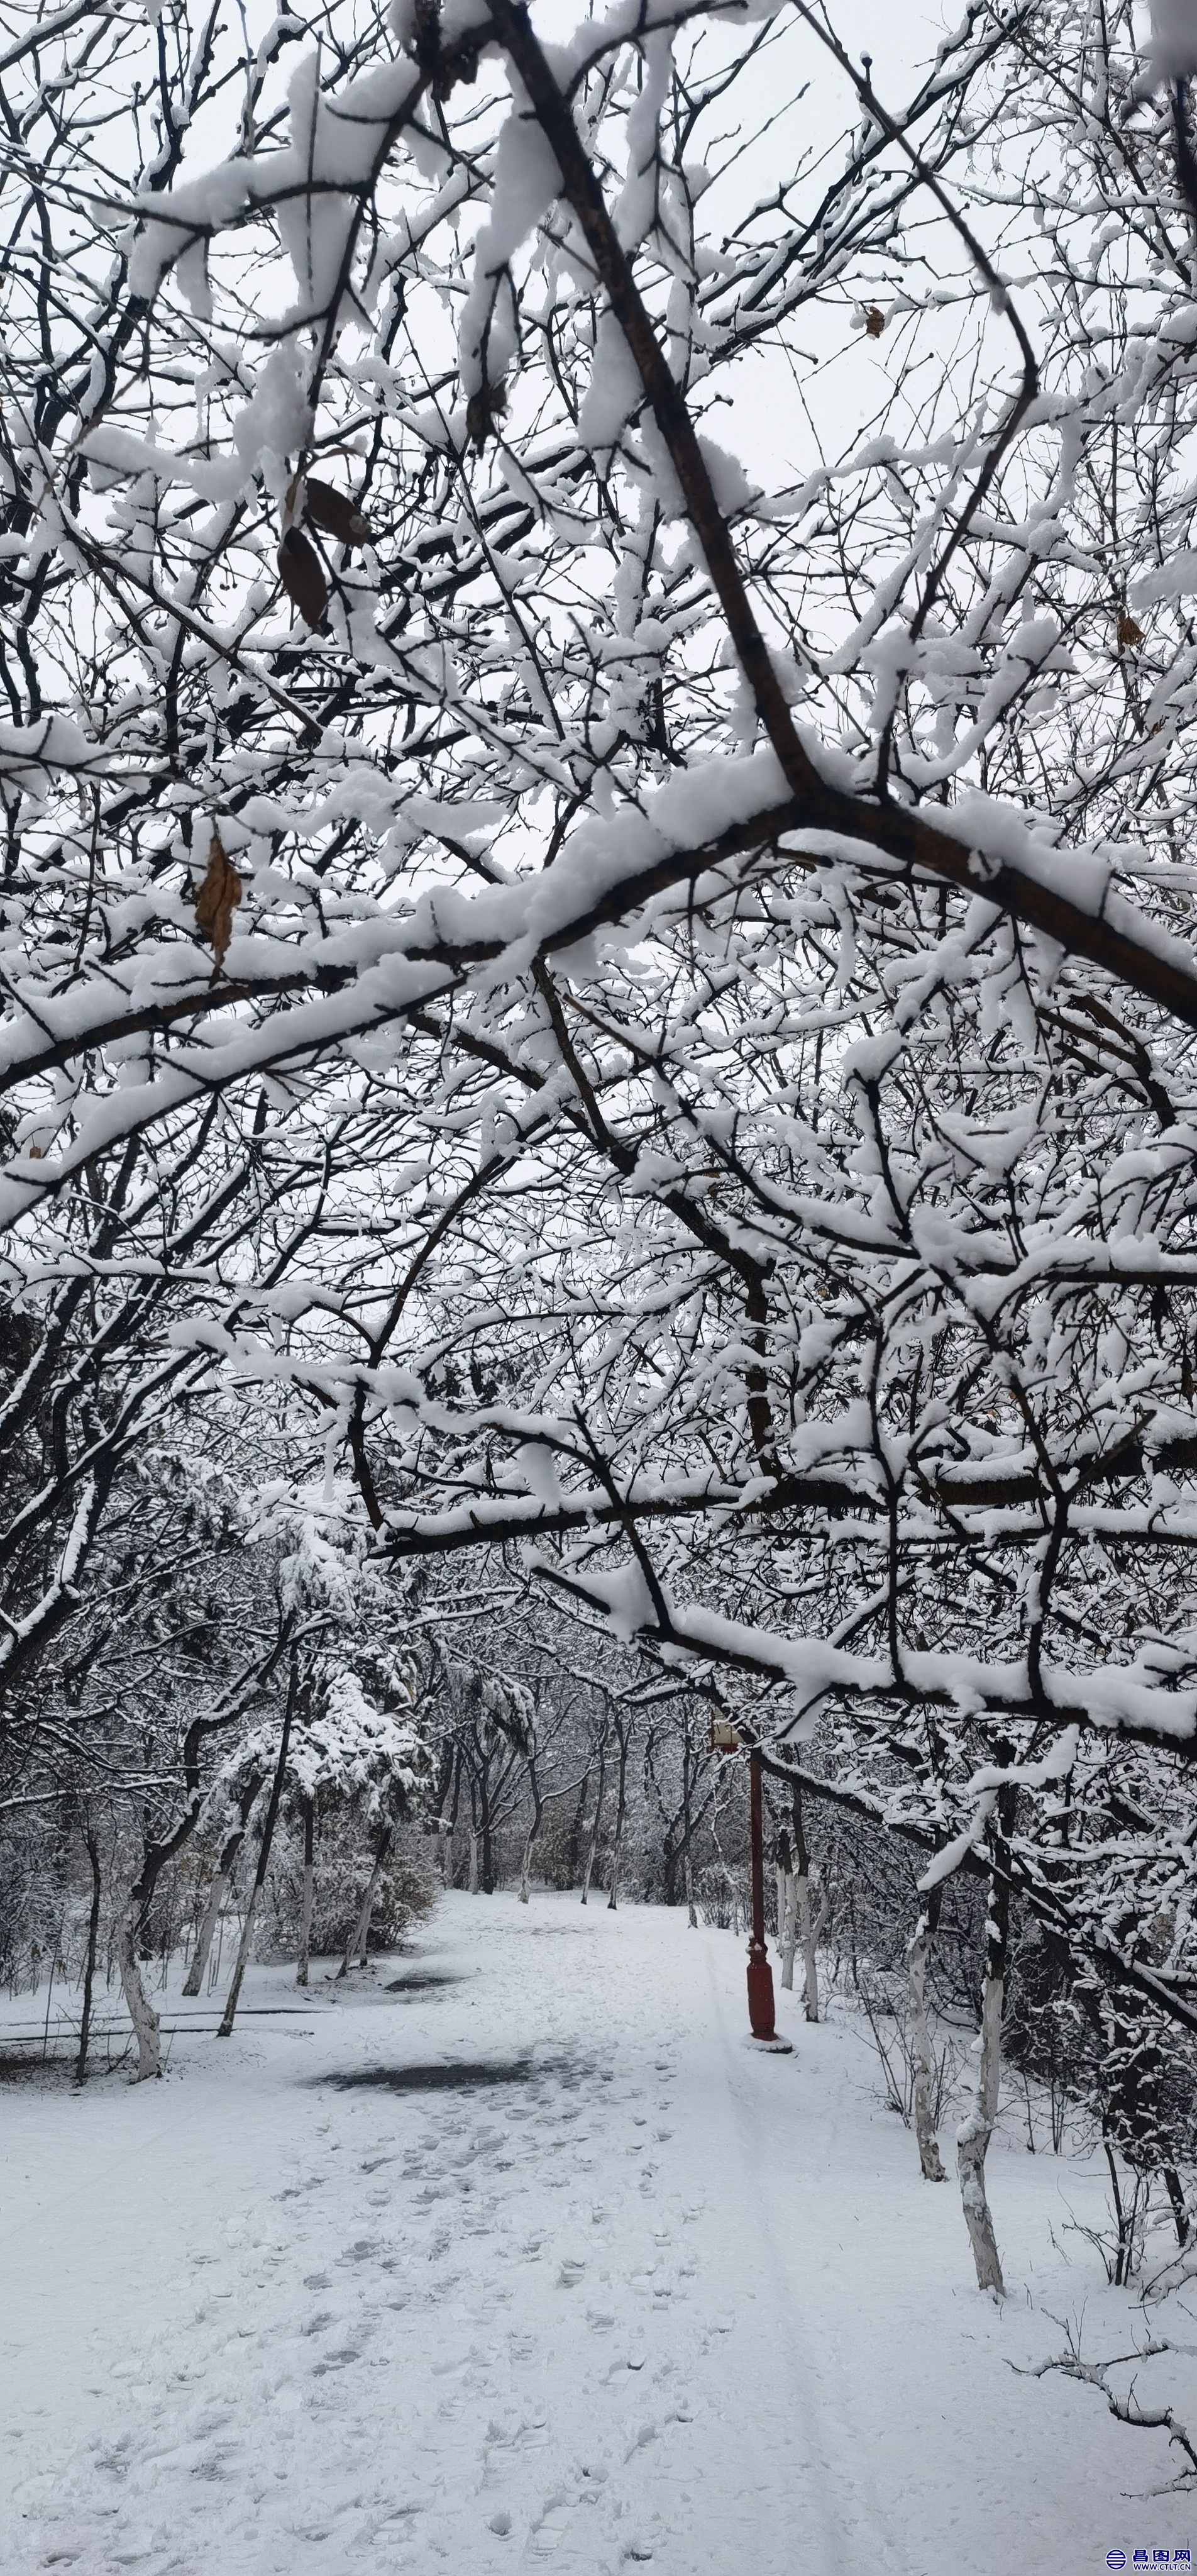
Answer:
[907,1897,946,2182]
[297,1798,316,1986]
[219,1675,295,2039]
[75,1820,102,2086]
[116,1898,161,2082]
[116,1760,214,2077]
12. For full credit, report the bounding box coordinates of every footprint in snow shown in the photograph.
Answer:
[530,2494,572,2553]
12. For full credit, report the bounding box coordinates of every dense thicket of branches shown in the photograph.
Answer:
[7,0,1197,2280]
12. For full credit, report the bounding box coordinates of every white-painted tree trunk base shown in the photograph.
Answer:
[116,1911,161,2081]
[907,1920,946,2182]
[218,1888,261,2038]
[348,1846,385,1971]
[957,2116,1003,2292]
[957,1971,1005,2289]
[778,1867,797,1990]
[183,1871,229,2000]
[799,1875,826,2024]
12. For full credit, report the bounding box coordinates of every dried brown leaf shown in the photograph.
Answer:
[864,306,885,338]
[1117,610,1144,652]
[194,830,242,967]
[278,526,329,630]
[304,477,373,547]
[466,382,509,452]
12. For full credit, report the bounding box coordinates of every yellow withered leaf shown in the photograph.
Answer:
[194,831,242,967]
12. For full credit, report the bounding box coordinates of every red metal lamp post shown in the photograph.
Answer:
[710,1721,792,2051]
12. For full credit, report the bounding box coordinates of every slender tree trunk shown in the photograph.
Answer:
[219,1672,295,2040]
[519,1758,543,1904]
[683,1731,697,1926]
[607,1724,631,1911]
[907,1893,946,2182]
[1165,2166,1191,2247]
[958,1969,1005,2289]
[343,1823,392,1970]
[297,1797,316,1986]
[800,1875,829,2024]
[75,1820,102,2086]
[182,1866,229,2000]
[790,1782,824,2022]
[183,1775,264,1999]
[442,1750,461,1888]
[956,1777,1015,2290]
[567,1768,590,1887]
[776,1826,797,1990]
[468,1825,479,1893]
[581,1735,607,1904]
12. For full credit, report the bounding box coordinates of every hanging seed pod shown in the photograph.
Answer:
[278,526,329,629]
[303,477,372,546]
[194,830,242,967]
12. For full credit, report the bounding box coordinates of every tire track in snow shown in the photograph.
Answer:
[695,1940,912,2576]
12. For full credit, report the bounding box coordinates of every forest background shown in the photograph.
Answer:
[6,0,1197,2320]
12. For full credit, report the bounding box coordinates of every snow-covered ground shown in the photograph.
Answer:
[1,1893,1193,2573]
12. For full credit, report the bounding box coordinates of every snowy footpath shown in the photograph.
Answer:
[1,1893,1191,2575]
